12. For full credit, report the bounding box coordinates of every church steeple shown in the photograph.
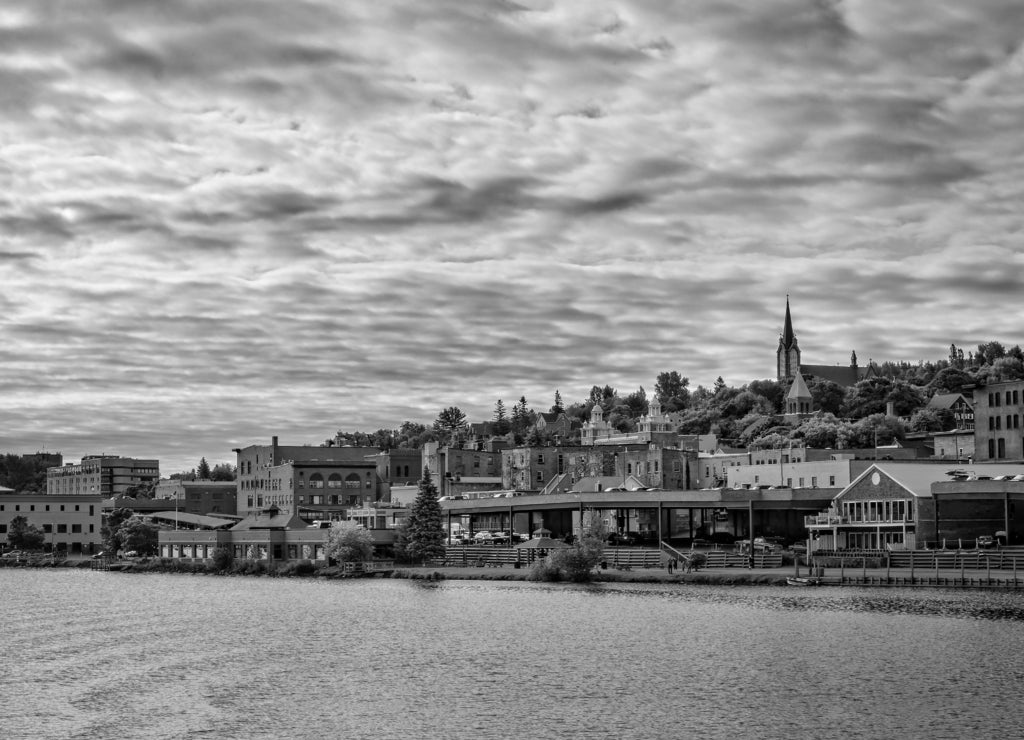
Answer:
[776,295,801,381]
[782,295,795,348]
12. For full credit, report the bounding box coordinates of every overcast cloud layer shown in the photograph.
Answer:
[3,0,1024,473]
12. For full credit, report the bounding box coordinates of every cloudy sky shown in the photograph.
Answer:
[2,0,1024,474]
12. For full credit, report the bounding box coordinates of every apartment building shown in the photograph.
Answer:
[46,456,159,497]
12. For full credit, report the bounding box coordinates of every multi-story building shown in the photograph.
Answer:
[973,380,1024,461]
[373,448,423,489]
[46,456,159,497]
[233,437,384,519]
[153,479,238,516]
[0,493,104,555]
[504,444,696,492]
[422,442,503,496]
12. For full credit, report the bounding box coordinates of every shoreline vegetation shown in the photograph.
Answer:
[5,557,1024,589]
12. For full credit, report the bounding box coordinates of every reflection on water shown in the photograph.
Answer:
[3,570,1024,740]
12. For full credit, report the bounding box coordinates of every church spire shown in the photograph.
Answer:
[776,295,801,382]
[782,294,795,348]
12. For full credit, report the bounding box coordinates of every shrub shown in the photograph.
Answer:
[526,558,563,582]
[210,546,234,572]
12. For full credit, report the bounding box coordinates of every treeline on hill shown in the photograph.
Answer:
[0,455,50,494]
[329,341,1021,452]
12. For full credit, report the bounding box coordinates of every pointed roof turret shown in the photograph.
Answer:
[786,371,812,401]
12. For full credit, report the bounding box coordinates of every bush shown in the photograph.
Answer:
[526,558,563,582]
[210,546,233,572]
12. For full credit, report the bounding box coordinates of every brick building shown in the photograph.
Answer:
[233,437,383,519]
[46,456,159,497]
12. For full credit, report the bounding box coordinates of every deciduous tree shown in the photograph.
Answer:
[7,515,44,550]
[324,521,374,563]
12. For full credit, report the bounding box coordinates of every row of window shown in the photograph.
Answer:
[0,523,94,534]
[0,503,93,514]
[841,499,914,523]
[988,390,1021,406]
[987,439,1014,459]
[988,415,1021,431]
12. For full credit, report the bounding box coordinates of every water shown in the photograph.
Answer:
[3,570,1024,740]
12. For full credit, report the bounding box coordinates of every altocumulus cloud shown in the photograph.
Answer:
[1,0,1024,472]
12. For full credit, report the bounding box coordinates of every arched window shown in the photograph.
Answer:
[309,473,324,489]
[345,473,361,489]
[328,473,342,489]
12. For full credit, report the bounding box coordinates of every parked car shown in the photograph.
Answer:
[791,542,808,555]
[607,532,644,546]
[976,535,996,549]
[1,550,25,560]
[473,531,495,544]
[490,532,511,546]
[753,537,783,552]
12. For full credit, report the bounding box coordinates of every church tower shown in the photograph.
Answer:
[776,296,801,381]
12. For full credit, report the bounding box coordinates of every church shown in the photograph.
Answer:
[776,297,877,387]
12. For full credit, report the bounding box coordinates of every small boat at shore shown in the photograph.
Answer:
[786,576,821,587]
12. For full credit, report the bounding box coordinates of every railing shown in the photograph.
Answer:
[806,514,914,526]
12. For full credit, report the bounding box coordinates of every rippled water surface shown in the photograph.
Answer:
[3,570,1024,739]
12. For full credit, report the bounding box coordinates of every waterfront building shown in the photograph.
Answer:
[46,456,159,497]
[804,462,1024,552]
[0,493,103,555]
[972,380,1024,461]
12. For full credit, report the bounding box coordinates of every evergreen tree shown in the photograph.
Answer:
[493,399,511,435]
[197,457,212,479]
[433,406,468,445]
[551,390,564,414]
[406,468,446,562]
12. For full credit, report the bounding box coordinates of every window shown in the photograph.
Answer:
[798,478,805,487]
[536,471,543,482]
[989,439,996,458]
[811,477,817,487]
[786,478,792,487]
[43,524,52,533]
[328,474,342,489]
[309,473,324,489]
[57,524,67,533]
[72,524,82,534]
[537,454,545,465]
[1008,391,1013,405]
[0,525,5,534]
[998,438,1006,458]
[990,417,996,431]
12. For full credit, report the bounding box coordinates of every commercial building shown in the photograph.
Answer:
[46,456,159,497]
[0,493,104,555]
[233,437,384,518]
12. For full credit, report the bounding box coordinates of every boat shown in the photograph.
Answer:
[786,576,821,586]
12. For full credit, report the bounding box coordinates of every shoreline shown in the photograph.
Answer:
[6,559,1024,589]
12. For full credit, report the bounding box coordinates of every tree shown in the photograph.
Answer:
[433,406,468,445]
[623,386,648,418]
[7,515,44,550]
[102,508,135,552]
[405,468,446,562]
[808,379,846,416]
[196,457,212,480]
[551,390,564,415]
[929,367,974,395]
[324,521,374,563]
[546,510,607,582]
[655,371,691,412]
[116,518,159,556]
[908,408,955,433]
[493,399,511,435]
[746,379,783,413]
[210,463,236,481]
[841,378,894,419]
